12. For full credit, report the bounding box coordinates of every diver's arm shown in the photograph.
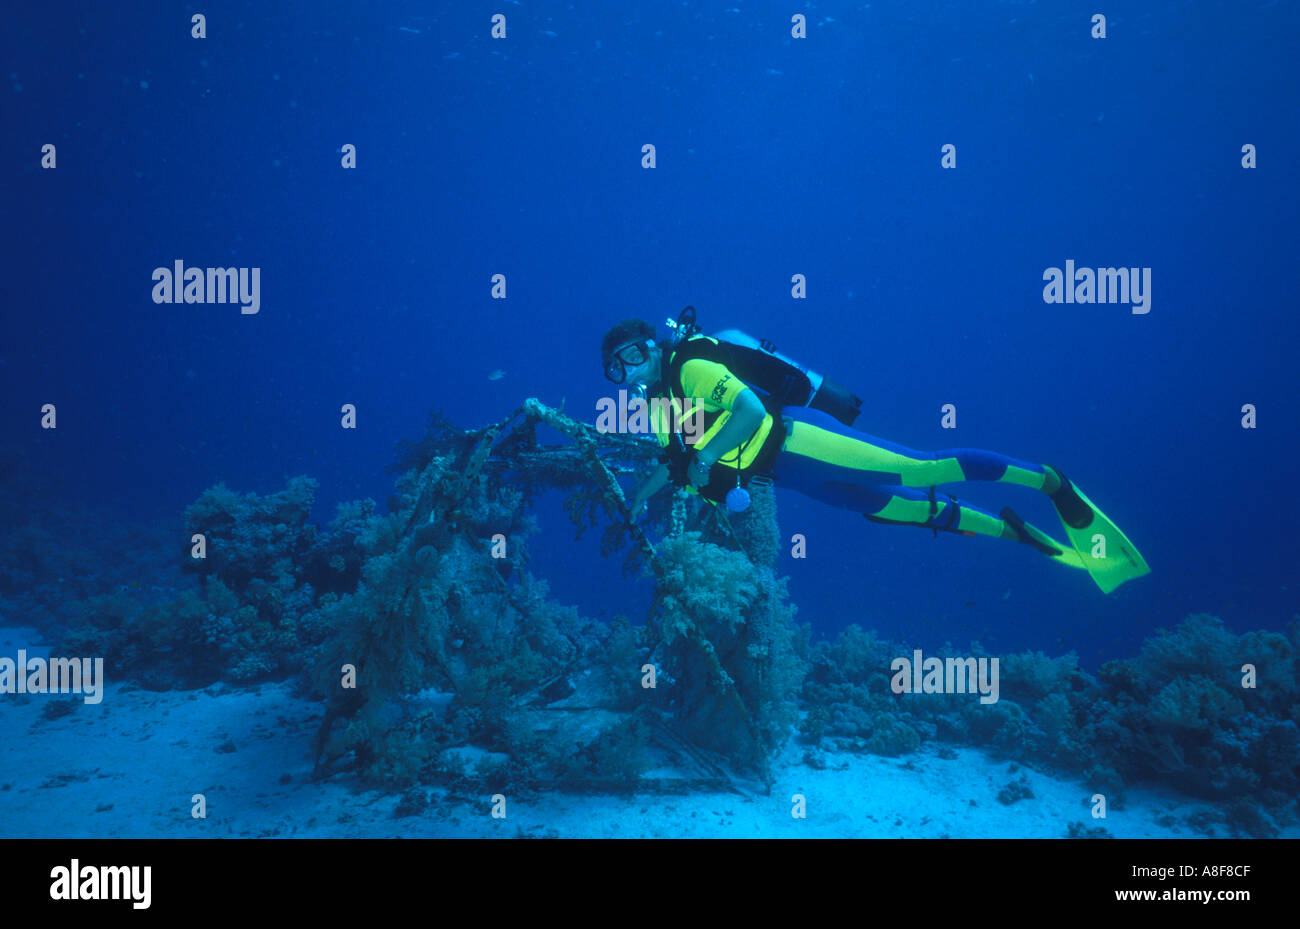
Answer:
[692,388,767,470]
[627,462,670,520]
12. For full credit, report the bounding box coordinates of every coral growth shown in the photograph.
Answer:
[28,401,1300,832]
[649,531,806,780]
[798,612,1300,834]
[52,477,374,687]
[1081,614,1300,832]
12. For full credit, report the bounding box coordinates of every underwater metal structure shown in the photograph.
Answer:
[307,398,806,793]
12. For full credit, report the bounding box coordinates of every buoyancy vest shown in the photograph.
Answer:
[658,335,789,504]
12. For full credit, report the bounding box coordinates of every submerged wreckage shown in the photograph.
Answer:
[308,398,806,793]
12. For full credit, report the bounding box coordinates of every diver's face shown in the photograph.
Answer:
[605,340,659,387]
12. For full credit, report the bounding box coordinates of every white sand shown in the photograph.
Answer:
[0,626,1286,839]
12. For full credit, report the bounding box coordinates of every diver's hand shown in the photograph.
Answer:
[687,452,716,489]
[626,463,669,524]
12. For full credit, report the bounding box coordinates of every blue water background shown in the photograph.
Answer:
[4,1,1297,668]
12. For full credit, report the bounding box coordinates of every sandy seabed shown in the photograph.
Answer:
[1,626,1287,840]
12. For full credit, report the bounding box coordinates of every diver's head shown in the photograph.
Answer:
[601,318,662,392]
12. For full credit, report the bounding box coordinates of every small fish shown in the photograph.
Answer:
[487,369,506,381]
[398,26,421,34]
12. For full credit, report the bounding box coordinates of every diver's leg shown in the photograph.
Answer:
[770,409,1088,570]
[779,406,1057,492]
[867,484,1013,539]
[769,438,1012,539]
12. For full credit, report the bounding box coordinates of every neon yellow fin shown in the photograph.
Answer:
[1015,518,1088,572]
[1049,473,1150,593]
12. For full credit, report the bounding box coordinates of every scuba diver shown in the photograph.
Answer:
[600,308,1149,593]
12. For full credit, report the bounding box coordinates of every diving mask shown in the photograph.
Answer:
[603,340,652,385]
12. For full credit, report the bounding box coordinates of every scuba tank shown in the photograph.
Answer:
[665,306,863,427]
[708,328,863,428]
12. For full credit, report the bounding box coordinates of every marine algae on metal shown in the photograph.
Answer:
[308,399,805,792]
